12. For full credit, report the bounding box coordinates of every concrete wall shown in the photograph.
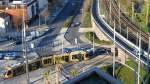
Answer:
[92,16,110,41]
[91,16,128,64]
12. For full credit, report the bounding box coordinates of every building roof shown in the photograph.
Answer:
[63,67,121,84]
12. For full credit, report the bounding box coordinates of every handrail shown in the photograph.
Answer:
[91,0,147,65]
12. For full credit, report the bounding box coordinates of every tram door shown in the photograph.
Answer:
[115,48,118,56]
[29,60,41,71]
[5,70,13,78]
[81,53,86,61]
[13,65,25,76]
[62,55,69,62]
[43,58,52,67]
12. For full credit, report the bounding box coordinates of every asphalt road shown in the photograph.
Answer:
[64,0,84,45]
[0,0,85,83]
[0,0,81,55]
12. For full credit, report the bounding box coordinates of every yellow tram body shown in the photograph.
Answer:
[1,50,87,79]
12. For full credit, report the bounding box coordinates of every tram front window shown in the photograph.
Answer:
[7,70,12,75]
[44,59,51,64]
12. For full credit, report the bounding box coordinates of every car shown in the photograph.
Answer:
[95,48,107,55]
[132,49,144,56]
[52,14,57,17]
[84,48,94,56]
[74,22,81,27]
[71,47,83,51]
[0,53,4,59]
[71,22,81,27]
[4,52,17,60]
[26,35,33,41]
[60,48,72,53]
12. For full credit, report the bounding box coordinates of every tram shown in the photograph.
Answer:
[0,50,87,79]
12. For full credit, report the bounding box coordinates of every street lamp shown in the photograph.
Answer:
[21,1,30,84]
[118,0,121,34]
[113,20,116,77]
[132,2,134,22]
[146,3,150,74]
[137,29,141,84]
[109,0,112,24]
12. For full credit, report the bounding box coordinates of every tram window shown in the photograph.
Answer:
[37,61,41,68]
[29,62,37,71]
[72,54,80,59]
[64,56,69,62]
[7,70,12,75]
[44,59,51,64]
[14,66,25,76]
[29,61,41,71]
[61,56,69,62]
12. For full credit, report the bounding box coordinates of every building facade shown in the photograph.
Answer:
[10,0,48,21]
[0,0,48,30]
[0,12,11,34]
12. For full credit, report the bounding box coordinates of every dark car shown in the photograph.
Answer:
[74,22,81,27]
[84,47,94,56]
[60,48,72,53]
[95,48,107,55]
[0,53,4,59]
[71,22,81,27]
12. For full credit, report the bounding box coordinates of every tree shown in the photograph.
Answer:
[70,69,78,77]
[42,70,51,84]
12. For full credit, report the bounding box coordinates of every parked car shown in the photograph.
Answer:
[71,22,81,27]
[4,52,17,60]
[74,22,81,27]
[83,47,94,56]
[95,48,107,55]
[0,53,4,59]
[60,48,72,53]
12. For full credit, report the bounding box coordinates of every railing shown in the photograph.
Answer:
[91,0,148,65]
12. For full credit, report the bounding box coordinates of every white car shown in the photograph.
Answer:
[26,36,33,41]
[4,53,16,60]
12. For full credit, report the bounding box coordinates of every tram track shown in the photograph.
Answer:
[102,0,149,50]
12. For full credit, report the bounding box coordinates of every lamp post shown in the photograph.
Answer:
[118,0,121,34]
[132,2,134,22]
[21,1,30,84]
[137,30,141,84]
[109,0,112,24]
[113,20,116,77]
[146,3,150,74]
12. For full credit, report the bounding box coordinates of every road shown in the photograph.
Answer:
[0,53,112,84]
[64,0,84,45]
[92,0,148,65]
[0,0,86,83]
[0,0,81,55]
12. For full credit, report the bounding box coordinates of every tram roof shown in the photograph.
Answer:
[70,50,86,54]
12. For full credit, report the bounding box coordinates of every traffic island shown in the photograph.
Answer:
[85,31,112,45]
